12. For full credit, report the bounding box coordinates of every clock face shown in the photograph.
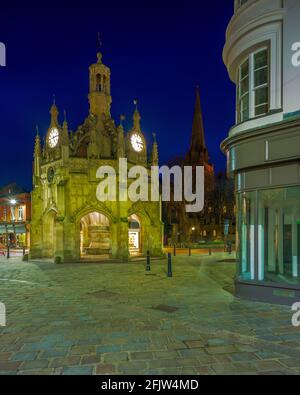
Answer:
[48,127,59,148]
[47,167,55,183]
[131,134,144,152]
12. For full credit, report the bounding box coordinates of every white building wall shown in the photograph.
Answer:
[283,0,300,116]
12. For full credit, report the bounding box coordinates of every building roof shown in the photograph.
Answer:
[0,183,29,198]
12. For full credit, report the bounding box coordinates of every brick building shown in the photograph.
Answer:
[0,183,31,248]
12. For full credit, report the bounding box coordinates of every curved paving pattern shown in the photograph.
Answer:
[0,253,300,375]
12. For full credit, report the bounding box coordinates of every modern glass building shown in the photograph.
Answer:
[222,0,300,304]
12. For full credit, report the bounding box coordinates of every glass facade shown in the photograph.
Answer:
[237,186,300,285]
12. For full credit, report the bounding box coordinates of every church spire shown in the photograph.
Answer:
[133,100,141,130]
[50,96,59,127]
[187,87,209,164]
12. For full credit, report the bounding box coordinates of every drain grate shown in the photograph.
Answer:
[152,304,179,313]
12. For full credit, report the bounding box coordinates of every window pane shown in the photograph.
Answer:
[254,67,268,87]
[254,49,268,70]
[240,60,249,79]
[241,94,249,121]
[259,187,300,285]
[255,86,268,106]
[240,76,249,96]
[255,104,268,116]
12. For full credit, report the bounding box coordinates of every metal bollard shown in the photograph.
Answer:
[146,250,151,271]
[7,245,10,259]
[167,253,173,278]
[189,247,191,257]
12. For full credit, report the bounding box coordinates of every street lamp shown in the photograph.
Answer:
[7,198,17,257]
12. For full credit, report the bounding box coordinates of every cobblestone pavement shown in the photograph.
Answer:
[0,253,300,375]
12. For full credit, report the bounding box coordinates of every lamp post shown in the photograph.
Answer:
[7,198,17,257]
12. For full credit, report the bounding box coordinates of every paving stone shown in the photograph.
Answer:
[103,352,129,363]
[253,360,286,372]
[81,355,101,365]
[278,358,300,368]
[0,361,22,372]
[230,353,260,362]
[130,352,154,361]
[206,345,239,355]
[42,349,69,358]
[96,364,116,375]
[62,366,94,375]
[11,352,39,361]
[20,359,49,371]
[0,353,12,361]
[185,340,205,349]
[49,356,81,368]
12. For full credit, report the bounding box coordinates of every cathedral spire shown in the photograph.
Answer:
[187,87,208,163]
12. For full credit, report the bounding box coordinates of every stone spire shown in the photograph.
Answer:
[62,110,69,144]
[117,115,125,158]
[133,100,141,130]
[186,87,209,164]
[151,133,159,166]
[50,96,59,127]
[33,126,42,187]
[34,125,41,158]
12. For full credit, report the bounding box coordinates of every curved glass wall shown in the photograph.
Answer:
[237,186,300,285]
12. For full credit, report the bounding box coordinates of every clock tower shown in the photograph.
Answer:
[30,49,163,263]
[88,52,112,118]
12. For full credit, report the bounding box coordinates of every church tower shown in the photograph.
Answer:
[185,87,214,191]
[88,52,112,118]
[186,87,209,165]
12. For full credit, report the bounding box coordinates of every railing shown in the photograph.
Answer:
[164,244,236,257]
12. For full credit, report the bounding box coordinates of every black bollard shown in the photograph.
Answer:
[7,245,10,259]
[146,250,151,271]
[189,247,191,257]
[173,245,176,257]
[167,253,173,278]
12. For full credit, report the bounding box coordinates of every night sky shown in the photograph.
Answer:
[0,0,235,191]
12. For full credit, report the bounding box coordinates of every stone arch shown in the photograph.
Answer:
[128,214,142,255]
[75,206,113,260]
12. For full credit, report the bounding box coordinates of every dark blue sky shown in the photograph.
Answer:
[0,0,235,191]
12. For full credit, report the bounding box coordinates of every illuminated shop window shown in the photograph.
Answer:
[237,186,300,285]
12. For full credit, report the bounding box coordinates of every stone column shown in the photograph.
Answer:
[277,208,284,275]
[268,208,276,273]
